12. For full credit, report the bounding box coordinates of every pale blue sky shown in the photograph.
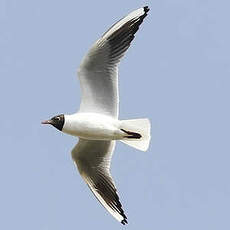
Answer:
[1,0,230,229]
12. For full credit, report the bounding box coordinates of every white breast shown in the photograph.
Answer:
[62,113,123,140]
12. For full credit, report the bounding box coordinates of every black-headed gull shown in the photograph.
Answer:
[42,6,150,225]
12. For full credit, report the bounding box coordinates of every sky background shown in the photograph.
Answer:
[1,0,230,229]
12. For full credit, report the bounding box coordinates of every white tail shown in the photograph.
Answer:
[120,118,151,151]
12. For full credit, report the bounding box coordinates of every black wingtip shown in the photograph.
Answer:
[143,6,150,13]
[121,218,128,225]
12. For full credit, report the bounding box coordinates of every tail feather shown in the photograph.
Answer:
[120,118,151,151]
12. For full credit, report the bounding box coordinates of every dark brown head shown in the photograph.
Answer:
[41,114,65,131]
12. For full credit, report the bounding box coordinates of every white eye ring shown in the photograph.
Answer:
[54,116,60,121]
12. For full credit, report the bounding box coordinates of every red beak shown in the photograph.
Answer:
[41,120,52,125]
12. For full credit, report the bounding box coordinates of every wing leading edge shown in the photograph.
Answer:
[77,6,149,118]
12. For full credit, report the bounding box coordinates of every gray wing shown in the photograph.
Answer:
[77,6,149,118]
[71,139,128,224]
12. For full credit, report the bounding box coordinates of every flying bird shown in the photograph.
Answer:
[42,6,150,225]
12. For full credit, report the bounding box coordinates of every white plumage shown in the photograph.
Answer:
[78,6,149,118]
[42,6,150,225]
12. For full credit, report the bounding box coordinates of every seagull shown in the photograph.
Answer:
[42,6,150,225]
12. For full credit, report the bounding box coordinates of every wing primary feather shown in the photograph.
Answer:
[72,140,128,224]
[78,6,149,117]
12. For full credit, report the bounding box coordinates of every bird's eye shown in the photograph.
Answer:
[54,116,60,121]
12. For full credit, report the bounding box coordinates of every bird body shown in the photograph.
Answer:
[63,113,123,140]
[42,6,150,225]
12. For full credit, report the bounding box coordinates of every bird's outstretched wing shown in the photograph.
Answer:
[77,6,149,118]
[71,139,128,224]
